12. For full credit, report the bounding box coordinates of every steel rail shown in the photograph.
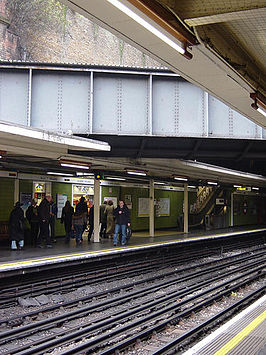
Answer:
[5,261,265,355]
[1,249,264,327]
[0,247,217,303]
[51,270,265,355]
[151,287,266,354]
[100,286,266,355]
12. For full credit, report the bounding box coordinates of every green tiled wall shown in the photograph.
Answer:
[0,178,15,221]
[52,182,72,236]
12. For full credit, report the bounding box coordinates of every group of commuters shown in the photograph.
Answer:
[9,195,58,250]
[9,195,131,250]
[61,198,131,246]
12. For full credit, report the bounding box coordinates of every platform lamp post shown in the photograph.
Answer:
[149,179,155,237]
[93,173,101,243]
[184,183,189,234]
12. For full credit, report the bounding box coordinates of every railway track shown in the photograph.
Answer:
[0,247,265,354]
[0,237,264,306]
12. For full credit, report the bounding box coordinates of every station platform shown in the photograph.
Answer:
[0,226,265,274]
[184,294,266,355]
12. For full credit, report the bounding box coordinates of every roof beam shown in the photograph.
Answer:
[184,8,266,26]
[171,0,266,23]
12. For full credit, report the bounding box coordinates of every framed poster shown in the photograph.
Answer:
[57,193,68,219]
[138,197,149,217]
[156,198,170,217]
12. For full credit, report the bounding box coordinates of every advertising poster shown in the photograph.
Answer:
[57,193,68,219]
[138,197,149,217]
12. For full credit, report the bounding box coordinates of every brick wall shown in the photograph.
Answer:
[0,0,162,68]
[0,0,20,60]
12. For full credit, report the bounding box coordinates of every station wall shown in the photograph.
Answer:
[0,177,264,236]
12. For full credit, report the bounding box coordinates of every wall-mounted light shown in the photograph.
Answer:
[106,0,191,58]
[126,169,147,176]
[250,92,266,117]
[59,159,91,170]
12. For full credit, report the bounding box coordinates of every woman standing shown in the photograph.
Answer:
[9,202,25,250]
[61,201,74,243]
[105,200,115,238]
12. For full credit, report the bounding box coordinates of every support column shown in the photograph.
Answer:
[93,178,100,242]
[184,183,188,234]
[149,179,155,237]
[14,179,19,204]
[230,192,234,227]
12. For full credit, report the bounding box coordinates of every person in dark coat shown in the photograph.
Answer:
[76,196,88,234]
[72,211,84,245]
[87,205,94,241]
[26,199,39,246]
[61,200,74,243]
[49,197,58,243]
[100,201,107,239]
[37,195,52,248]
[9,202,25,250]
[113,200,130,246]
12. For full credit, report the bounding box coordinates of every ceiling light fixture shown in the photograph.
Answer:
[126,169,147,176]
[155,182,165,185]
[106,177,126,181]
[174,176,188,182]
[106,0,186,56]
[76,172,94,176]
[250,92,266,117]
[207,181,218,186]
[188,185,196,189]
[59,159,91,170]
[252,187,259,191]
[47,172,74,176]
[233,185,242,188]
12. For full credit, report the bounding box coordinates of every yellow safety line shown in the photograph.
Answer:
[214,310,266,355]
[0,228,263,269]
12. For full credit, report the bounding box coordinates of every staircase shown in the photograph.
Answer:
[189,186,223,227]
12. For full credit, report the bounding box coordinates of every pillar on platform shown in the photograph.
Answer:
[184,183,188,234]
[93,178,100,242]
[149,179,155,237]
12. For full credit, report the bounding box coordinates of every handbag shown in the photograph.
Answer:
[126,226,132,240]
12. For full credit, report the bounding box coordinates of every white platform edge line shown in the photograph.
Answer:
[183,294,266,355]
[1,228,265,271]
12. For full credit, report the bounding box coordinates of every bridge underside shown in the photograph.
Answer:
[73,135,266,176]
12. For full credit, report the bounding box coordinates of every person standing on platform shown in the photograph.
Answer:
[105,200,115,238]
[37,195,52,248]
[49,197,58,243]
[76,196,88,235]
[26,199,39,246]
[61,200,74,243]
[113,200,130,246]
[100,200,107,239]
[87,204,94,242]
[72,210,84,245]
[9,202,25,250]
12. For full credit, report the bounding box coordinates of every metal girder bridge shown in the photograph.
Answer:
[0,62,265,140]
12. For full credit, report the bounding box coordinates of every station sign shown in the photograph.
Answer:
[236,187,251,192]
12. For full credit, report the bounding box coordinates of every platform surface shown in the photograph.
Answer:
[0,226,265,272]
[184,294,266,355]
